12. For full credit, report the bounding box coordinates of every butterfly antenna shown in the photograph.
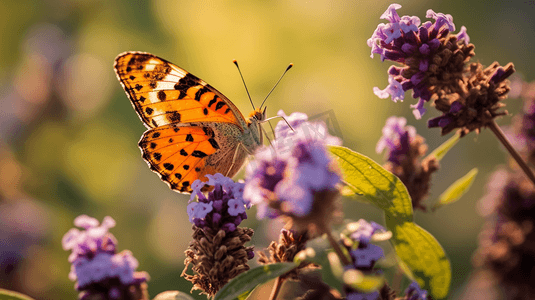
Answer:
[233,60,255,110]
[259,63,293,109]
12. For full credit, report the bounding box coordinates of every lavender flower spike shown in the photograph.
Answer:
[62,215,149,300]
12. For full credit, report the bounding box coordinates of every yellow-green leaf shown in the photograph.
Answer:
[329,145,413,222]
[427,133,460,161]
[385,221,451,299]
[433,168,478,211]
[0,289,35,300]
[214,262,296,300]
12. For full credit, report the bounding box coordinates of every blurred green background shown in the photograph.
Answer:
[1,0,534,299]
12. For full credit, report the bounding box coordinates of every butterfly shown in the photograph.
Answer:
[114,52,265,193]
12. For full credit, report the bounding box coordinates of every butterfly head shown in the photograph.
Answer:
[247,106,267,124]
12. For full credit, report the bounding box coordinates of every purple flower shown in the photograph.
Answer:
[189,173,248,232]
[405,281,428,300]
[368,4,470,119]
[373,75,405,103]
[376,116,416,164]
[350,245,384,269]
[457,25,469,44]
[63,215,149,298]
[244,111,341,221]
[349,219,385,246]
[346,291,380,300]
[343,219,387,298]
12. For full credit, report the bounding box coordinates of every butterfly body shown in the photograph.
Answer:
[114,52,264,193]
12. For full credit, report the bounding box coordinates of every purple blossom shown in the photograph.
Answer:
[350,245,384,269]
[376,116,416,164]
[405,281,428,300]
[373,75,405,103]
[457,26,469,44]
[346,291,380,300]
[244,112,341,219]
[368,4,470,119]
[189,173,248,232]
[426,9,455,31]
[379,3,402,23]
[343,219,387,298]
[349,219,385,246]
[62,215,149,294]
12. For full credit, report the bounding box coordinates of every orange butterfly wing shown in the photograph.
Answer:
[114,52,247,129]
[114,52,250,193]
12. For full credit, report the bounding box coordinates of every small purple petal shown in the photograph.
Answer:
[410,98,427,119]
[457,25,470,44]
[227,199,246,216]
[438,116,452,128]
[449,101,463,113]
[380,3,402,23]
[419,43,430,55]
[419,60,429,72]
[373,76,405,102]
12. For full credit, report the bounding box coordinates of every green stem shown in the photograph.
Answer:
[321,226,351,266]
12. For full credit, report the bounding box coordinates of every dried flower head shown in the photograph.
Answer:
[377,117,439,210]
[243,111,342,235]
[369,4,514,136]
[62,215,149,300]
[474,169,535,299]
[257,229,310,280]
[182,174,254,297]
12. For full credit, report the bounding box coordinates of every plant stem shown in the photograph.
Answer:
[268,276,284,300]
[487,119,535,185]
[320,226,352,266]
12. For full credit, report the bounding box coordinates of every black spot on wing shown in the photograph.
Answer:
[191,150,208,158]
[157,90,166,101]
[163,163,174,170]
[195,86,209,101]
[186,134,194,142]
[167,111,181,123]
[208,138,220,149]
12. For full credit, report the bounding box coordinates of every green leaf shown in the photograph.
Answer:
[427,133,460,161]
[214,262,296,300]
[329,145,413,222]
[153,291,195,300]
[432,168,478,211]
[328,146,450,298]
[385,220,451,299]
[0,289,35,300]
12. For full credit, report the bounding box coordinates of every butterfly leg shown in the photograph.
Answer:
[225,142,254,177]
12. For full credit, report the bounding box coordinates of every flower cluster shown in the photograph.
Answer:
[474,169,535,299]
[369,4,514,136]
[244,111,342,234]
[62,215,149,300]
[182,174,254,297]
[257,229,309,279]
[342,219,392,300]
[403,281,428,300]
[377,117,439,211]
[187,173,248,233]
